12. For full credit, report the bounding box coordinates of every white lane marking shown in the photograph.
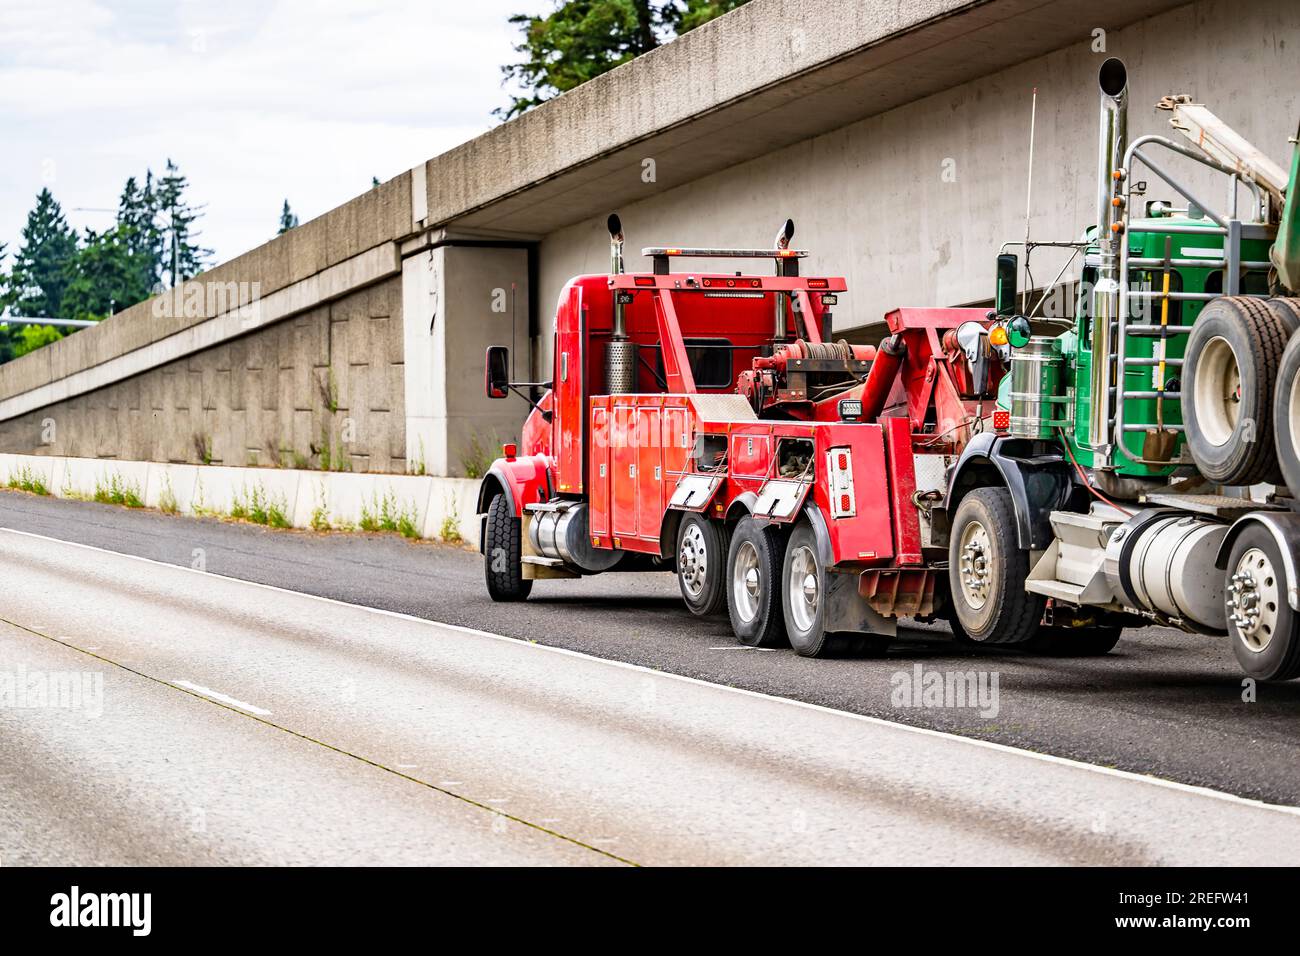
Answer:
[6,526,1300,817]
[172,679,272,716]
[708,645,776,650]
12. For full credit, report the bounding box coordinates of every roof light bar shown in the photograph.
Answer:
[641,247,810,259]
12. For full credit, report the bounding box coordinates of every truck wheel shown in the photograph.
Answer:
[484,493,532,602]
[948,487,1043,644]
[1184,296,1287,486]
[1025,626,1122,656]
[726,517,788,647]
[677,513,728,617]
[1225,526,1300,681]
[781,522,887,657]
[1272,331,1300,494]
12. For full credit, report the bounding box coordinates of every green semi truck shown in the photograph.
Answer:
[945,57,1300,681]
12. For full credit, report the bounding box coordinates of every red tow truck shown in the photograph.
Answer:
[479,216,1022,655]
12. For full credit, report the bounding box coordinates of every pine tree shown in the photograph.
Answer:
[116,173,163,300]
[7,188,79,318]
[61,225,140,321]
[155,159,212,287]
[278,199,299,234]
[0,241,12,363]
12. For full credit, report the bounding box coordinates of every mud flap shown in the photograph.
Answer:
[825,569,897,636]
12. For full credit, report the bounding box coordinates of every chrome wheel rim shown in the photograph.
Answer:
[1228,547,1280,653]
[788,544,819,632]
[679,523,709,600]
[731,541,761,623]
[1195,335,1241,447]
[958,521,992,610]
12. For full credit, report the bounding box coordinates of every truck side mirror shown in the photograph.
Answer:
[485,346,510,399]
[995,253,1018,317]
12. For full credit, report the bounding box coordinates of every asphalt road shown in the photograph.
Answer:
[4,525,1300,865]
[3,488,1300,815]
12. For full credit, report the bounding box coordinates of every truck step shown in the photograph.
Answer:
[1140,492,1287,519]
[1024,579,1091,603]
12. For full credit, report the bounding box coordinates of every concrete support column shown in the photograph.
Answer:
[401,241,532,476]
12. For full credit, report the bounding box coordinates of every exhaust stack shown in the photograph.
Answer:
[773,218,794,341]
[1088,57,1128,461]
[606,213,637,394]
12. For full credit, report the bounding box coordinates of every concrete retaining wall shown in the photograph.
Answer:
[0,276,407,473]
[0,452,481,548]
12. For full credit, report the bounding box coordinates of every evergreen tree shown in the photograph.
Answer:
[0,241,12,363]
[7,188,79,318]
[155,158,212,287]
[61,225,139,320]
[498,0,749,119]
[116,172,163,300]
[278,199,299,234]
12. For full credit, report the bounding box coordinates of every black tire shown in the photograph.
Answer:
[1272,325,1300,495]
[1264,296,1300,338]
[1024,626,1122,657]
[1183,296,1288,485]
[1225,526,1300,681]
[781,521,887,657]
[484,493,532,602]
[726,516,788,647]
[947,487,1044,644]
[676,512,728,617]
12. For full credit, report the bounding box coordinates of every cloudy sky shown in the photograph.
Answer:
[0,0,548,266]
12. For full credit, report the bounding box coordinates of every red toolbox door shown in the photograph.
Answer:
[612,403,638,538]
[589,402,610,538]
[636,404,663,540]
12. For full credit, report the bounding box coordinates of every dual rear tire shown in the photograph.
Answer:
[678,513,887,658]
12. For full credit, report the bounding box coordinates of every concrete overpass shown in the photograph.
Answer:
[0,0,1294,479]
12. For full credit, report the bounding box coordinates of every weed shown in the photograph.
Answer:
[310,483,331,531]
[7,465,50,496]
[193,432,214,466]
[159,474,179,514]
[359,489,418,537]
[317,367,339,413]
[230,483,291,528]
[460,431,495,480]
[439,515,462,544]
[93,473,144,508]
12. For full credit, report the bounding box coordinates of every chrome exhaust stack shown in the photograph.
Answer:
[773,218,794,341]
[1088,57,1128,461]
[606,213,637,394]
